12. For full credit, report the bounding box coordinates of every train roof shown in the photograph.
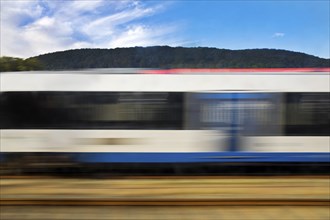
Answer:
[1,68,329,92]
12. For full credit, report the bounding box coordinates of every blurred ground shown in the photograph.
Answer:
[1,206,329,220]
[1,177,329,200]
[0,176,329,220]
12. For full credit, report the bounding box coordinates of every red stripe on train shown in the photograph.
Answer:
[141,68,330,74]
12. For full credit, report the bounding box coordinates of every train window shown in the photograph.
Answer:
[284,93,329,136]
[0,92,184,129]
[185,92,283,136]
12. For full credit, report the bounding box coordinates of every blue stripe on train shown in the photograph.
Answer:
[1,152,329,163]
[72,152,330,163]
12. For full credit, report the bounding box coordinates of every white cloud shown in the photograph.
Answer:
[0,0,179,58]
[108,24,180,48]
[69,0,104,12]
[273,32,285,38]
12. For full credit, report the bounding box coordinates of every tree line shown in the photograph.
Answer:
[0,57,43,72]
[1,46,329,72]
[34,46,329,70]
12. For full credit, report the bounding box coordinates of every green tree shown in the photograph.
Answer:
[0,56,43,72]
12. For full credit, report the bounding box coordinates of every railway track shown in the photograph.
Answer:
[1,198,329,206]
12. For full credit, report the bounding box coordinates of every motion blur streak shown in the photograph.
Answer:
[0,68,329,175]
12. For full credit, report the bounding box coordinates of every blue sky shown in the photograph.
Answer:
[1,0,329,58]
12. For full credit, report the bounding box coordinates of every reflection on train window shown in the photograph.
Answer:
[284,93,329,136]
[200,100,274,125]
[0,92,183,129]
[186,93,283,136]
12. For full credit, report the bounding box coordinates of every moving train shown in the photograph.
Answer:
[0,68,329,175]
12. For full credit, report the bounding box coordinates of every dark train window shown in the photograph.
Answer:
[284,93,329,136]
[0,92,184,129]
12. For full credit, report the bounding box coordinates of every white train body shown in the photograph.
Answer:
[1,69,329,163]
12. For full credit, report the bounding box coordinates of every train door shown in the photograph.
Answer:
[185,92,283,151]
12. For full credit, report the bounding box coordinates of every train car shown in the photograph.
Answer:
[0,68,329,175]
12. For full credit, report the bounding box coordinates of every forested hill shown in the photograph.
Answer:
[33,46,330,70]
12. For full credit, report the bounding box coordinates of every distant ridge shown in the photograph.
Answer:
[33,46,330,70]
